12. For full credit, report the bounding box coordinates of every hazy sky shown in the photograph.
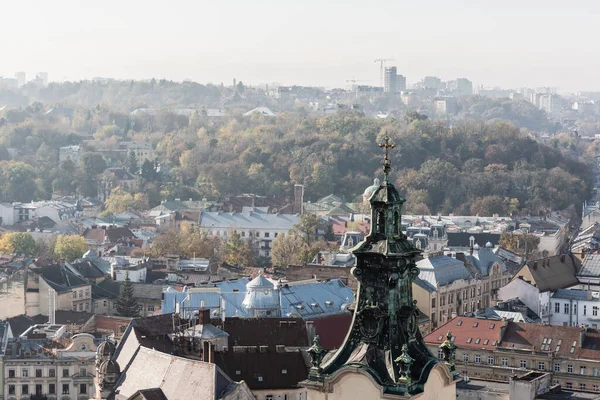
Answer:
[2,0,600,91]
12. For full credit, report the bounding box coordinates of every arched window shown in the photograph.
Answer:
[394,211,399,235]
[377,211,385,234]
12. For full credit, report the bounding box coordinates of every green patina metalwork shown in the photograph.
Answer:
[440,331,458,376]
[305,137,443,396]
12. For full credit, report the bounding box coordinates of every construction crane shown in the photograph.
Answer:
[374,58,395,88]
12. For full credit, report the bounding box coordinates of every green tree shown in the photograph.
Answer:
[54,235,87,261]
[115,272,141,317]
[140,159,158,183]
[126,149,139,174]
[292,214,321,247]
[223,229,256,267]
[103,187,149,215]
[0,232,36,255]
[1,161,37,202]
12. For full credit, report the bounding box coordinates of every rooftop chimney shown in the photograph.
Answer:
[203,341,210,362]
[198,308,210,325]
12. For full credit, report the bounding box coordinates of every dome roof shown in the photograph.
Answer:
[362,178,381,200]
[246,271,274,289]
[485,241,493,248]
[473,243,480,250]
[99,359,120,375]
[97,340,116,358]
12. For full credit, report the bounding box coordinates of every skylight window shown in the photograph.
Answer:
[467,338,472,343]
[490,324,495,329]
[484,340,489,345]
[457,320,463,326]
[475,339,481,344]
[473,322,479,327]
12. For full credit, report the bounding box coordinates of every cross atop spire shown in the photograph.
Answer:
[378,135,396,182]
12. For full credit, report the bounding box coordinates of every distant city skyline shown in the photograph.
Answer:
[2,0,600,92]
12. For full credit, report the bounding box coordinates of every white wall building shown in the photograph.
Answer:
[59,145,81,165]
[198,209,301,258]
[550,289,600,328]
[0,201,80,225]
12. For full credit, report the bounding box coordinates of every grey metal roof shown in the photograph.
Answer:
[199,210,299,231]
[465,249,506,276]
[162,279,354,320]
[417,255,472,288]
[552,289,592,301]
[579,254,600,277]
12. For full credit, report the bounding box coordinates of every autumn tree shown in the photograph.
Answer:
[270,233,306,267]
[0,232,36,255]
[223,229,256,267]
[54,235,87,261]
[103,187,149,215]
[499,232,540,257]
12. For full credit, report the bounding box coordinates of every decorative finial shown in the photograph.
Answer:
[307,335,327,375]
[439,331,458,376]
[395,344,414,384]
[378,136,396,183]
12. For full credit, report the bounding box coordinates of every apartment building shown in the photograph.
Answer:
[412,248,511,331]
[4,325,97,400]
[425,316,600,392]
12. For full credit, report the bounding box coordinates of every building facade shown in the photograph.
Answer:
[4,330,97,400]
[426,317,600,392]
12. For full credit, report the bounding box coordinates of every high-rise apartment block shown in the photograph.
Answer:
[384,66,406,93]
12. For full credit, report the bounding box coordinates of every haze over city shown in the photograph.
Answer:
[2,0,600,91]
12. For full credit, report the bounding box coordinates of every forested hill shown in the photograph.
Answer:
[0,99,592,217]
[161,111,592,216]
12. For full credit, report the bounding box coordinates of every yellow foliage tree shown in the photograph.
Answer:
[54,235,88,261]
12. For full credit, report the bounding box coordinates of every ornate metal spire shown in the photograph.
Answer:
[378,135,396,183]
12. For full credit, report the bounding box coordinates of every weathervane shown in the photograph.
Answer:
[378,135,396,182]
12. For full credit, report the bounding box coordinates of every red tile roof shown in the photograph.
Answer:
[424,316,505,350]
[500,322,600,359]
[425,316,600,361]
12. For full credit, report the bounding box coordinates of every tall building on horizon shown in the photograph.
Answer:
[384,66,397,93]
[384,66,406,93]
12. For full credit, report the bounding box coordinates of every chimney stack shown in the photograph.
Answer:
[198,308,210,325]
[294,184,304,214]
[203,341,210,362]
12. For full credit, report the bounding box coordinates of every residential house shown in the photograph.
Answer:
[550,289,600,328]
[576,253,600,288]
[412,248,511,331]
[497,254,581,324]
[92,280,162,317]
[0,200,80,225]
[198,209,301,258]
[425,316,600,392]
[473,298,541,323]
[4,325,97,400]
[126,143,154,163]
[25,265,93,316]
[104,167,139,192]
[82,226,139,256]
[59,145,81,165]
[67,260,107,284]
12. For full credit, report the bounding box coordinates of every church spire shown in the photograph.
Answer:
[378,135,396,183]
[303,139,447,397]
